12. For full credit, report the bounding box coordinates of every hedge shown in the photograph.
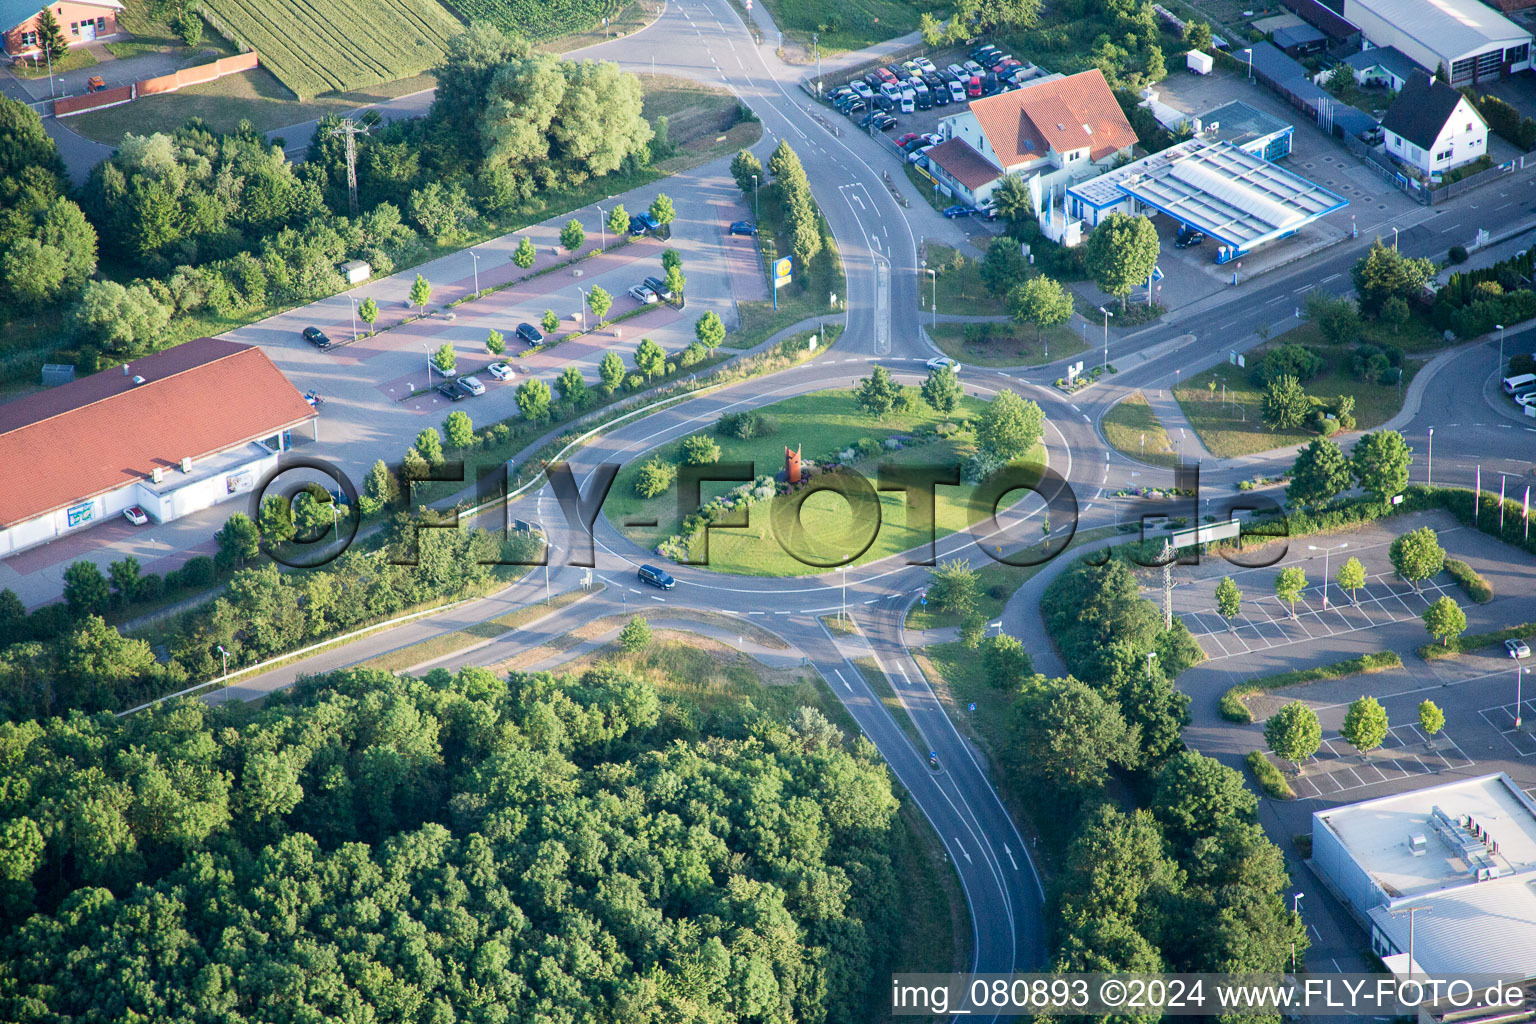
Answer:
[1444,558,1493,603]
[1246,751,1295,800]
[1220,651,1402,723]
[1419,621,1536,660]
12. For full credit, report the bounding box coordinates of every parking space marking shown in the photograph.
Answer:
[1290,724,1475,799]
[1477,700,1536,758]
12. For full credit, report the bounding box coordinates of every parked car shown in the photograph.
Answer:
[879,81,903,105]
[970,44,997,61]
[859,111,883,128]
[629,283,659,304]
[871,113,897,131]
[912,82,932,109]
[901,136,928,152]
[963,60,984,74]
[895,132,921,147]
[980,73,1002,95]
[865,71,887,90]
[486,362,516,381]
[949,80,967,103]
[850,80,874,99]
[644,275,675,300]
[1515,389,1536,408]
[872,66,896,83]
[836,95,865,114]
[888,64,910,80]
[907,146,934,164]
[123,505,150,526]
[515,322,545,345]
[966,75,983,97]
[1508,638,1532,659]
[914,56,937,74]
[1174,228,1205,249]
[899,89,916,113]
[943,204,980,218]
[629,211,662,236]
[826,86,854,105]
[729,220,758,236]
[926,356,961,373]
[454,375,483,396]
[932,83,951,106]
[901,60,923,76]
[437,382,467,402]
[945,63,966,78]
[301,326,333,350]
[638,564,676,589]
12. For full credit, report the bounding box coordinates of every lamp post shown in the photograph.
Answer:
[1242,47,1253,80]
[1292,892,1305,972]
[422,343,433,382]
[1308,542,1347,609]
[577,286,589,330]
[1514,655,1525,731]
[751,174,759,224]
[813,31,822,91]
[1099,306,1113,372]
[216,644,229,681]
[594,203,606,251]
[1392,225,1399,250]
[1497,322,1506,376]
[469,248,481,296]
[1390,905,1431,980]
[840,565,848,623]
[921,265,937,330]
[348,295,358,340]
[1427,426,1434,486]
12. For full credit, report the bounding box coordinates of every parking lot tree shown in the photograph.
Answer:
[600,350,626,392]
[607,204,630,238]
[215,512,261,570]
[363,458,401,511]
[432,342,457,377]
[1390,526,1445,591]
[661,247,682,274]
[1336,555,1367,605]
[921,363,963,415]
[1418,699,1445,737]
[1351,430,1412,503]
[556,364,587,407]
[1274,566,1307,618]
[983,633,1033,688]
[981,235,1029,296]
[586,284,612,324]
[635,337,667,380]
[648,193,676,230]
[1264,700,1322,770]
[1083,212,1160,311]
[1352,242,1435,316]
[635,457,676,497]
[561,219,585,252]
[409,273,432,313]
[1287,437,1351,509]
[730,148,762,195]
[1261,373,1309,431]
[682,434,722,465]
[415,427,444,465]
[541,308,559,334]
[694,311,727,349]
[977,389,1045,462]
[619,616,652,651]
[1008,275,1074,342]
[258,494,296,545]
[485,328,505,355]
[444,410,475,450]
[1215,576,1242,629]
[516,377,552,422]
[1184,19,1213,51]
[1304,292,1362,345]
[928,559,980,616]
[665,263,686,300]
[359,296,378,329]
[854,365,901,418]
[1341,695,1390,754]
[513,235,537,268]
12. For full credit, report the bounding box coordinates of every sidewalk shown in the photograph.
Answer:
[1141,386,1214,462]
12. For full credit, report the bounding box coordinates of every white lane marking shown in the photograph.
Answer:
[954,837,973,863]
[834,668,852,692]
[1320,273,1342,284]
[1004,844,1019,870]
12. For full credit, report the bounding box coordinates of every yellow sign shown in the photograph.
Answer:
[773,257,792,278]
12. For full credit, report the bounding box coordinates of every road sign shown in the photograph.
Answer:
[968,703,976,712]
[1150,265,1164,282]
[1171,518,1241,549]
[1066,360,1084,382]
[1228,350,1246,368]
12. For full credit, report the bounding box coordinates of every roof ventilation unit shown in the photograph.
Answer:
[132,375,146,385]
[180,457,193,473]
[151,467,164,484]
[1408,834,1427,857]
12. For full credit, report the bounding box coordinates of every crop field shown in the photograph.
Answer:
[199,0,463,98]
[448,0,622,41]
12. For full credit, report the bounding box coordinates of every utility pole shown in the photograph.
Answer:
[327,117,372,216]
[1162,538,1174,629]
[1389,905,1431,980]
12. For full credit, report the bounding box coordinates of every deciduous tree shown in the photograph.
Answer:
[1390,526,1445,591]
[921,364,963,415]
[409,273,432,312]
[444,410,475,449]
[600,351,625,392]
[1352,430,1412,503]
[1274,566,1307,618]
[619,617,652,650]
[694,311,726,348]
[1423,595,1466,646]
[1008,275,1074,342]
[1341,695,1389,754]
[1083,212,1159,311]
[682,434,721,465]
[513,236,536,268]
[854,365,901,418]
[1336,556,1367,604]
[976,390,1044,461]
[516,377,552,421]
[1418,699,1445,736]
[1287,437,1351,509]
[587,284,612,323]
[1215,576,1242,629]
[634,337,666,380]
[1264,701,1322,769]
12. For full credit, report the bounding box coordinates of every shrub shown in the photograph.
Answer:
[181,555,216,588]
[1251,343,1323,386]
[1218,652,1402,723]
[1245,751,1294,799]
[1444,558,1492,603]
[1448,245,1468,264]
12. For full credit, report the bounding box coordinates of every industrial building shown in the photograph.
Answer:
[0,338,318,558]
[1340,0,1532,85]
[1311,773,1536,978]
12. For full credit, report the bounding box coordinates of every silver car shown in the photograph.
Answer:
[629,283,659,304]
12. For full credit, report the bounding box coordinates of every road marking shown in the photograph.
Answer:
[834,668,852,692]
[1004,844,1019,870]
[650,595,665,602]
[954,837,972,863]
[1320,273,1342,284]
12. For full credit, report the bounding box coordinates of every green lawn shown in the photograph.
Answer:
[759,0,943,52]
[603,388,1045,575]
[66,68,437,143]
[729,181,845,350]
[106,0,240,59]
[9,47,96,77]
[928,320,1087,367]
[1102,392,1179,468]
[1175,332,1420,458]
[533,1,656,53]
[925,243,1007,317]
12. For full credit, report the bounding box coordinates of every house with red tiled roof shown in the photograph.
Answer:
[0,338,317,558]
[934,69,1138,209]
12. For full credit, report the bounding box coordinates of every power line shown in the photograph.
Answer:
[326,118,372,216]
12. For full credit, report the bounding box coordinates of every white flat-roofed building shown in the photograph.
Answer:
[1340,0,1531,86]
[1311,773,1536,979]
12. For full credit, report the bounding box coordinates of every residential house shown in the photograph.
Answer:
[1380,73,1489,177]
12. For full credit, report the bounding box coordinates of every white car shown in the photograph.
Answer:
[914,57,937,74]
[1515,390,1536,408]
[1509,639,1532,659]
[926,356,961,373]
[850,80,874,100]
[906,145,934,164]
[629,283,659,304]
[946,63,967,78]
[486,362,516,381]
[123,505,149,526]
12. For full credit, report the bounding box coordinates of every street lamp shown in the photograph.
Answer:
[422,343,433,382]
[348,295,358,340]
[751,173,759,224]
[1292,892,1305,972]
[1497,323,1507,376]
[813,31,822,91]
[1392,225,1399,250]
[577,286,589,330]
[1242,47,1253,80]
[1308,542,1347,609]
[469,248,481,296]
[594,203,606,251]
[839,565,848,623]
[216,644,229,680]
[1099,306,1113,372]
[921,265,937,330]
[1514,655,1525,731]
[1427,426,1434,486]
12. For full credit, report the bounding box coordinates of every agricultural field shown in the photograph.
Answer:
[448,0,622,41]
[200,0,463,98]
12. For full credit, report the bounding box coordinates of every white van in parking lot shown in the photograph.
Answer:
[899,89,915,113]
[1503,372,1536,394]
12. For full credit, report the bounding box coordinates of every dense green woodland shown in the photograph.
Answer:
[0,665,906,1022]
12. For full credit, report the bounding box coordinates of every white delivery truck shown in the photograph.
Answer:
[1187,49,1213,74]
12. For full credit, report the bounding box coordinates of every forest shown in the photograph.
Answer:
[0,662,908,1022]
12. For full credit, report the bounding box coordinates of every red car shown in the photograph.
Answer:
[895,132,921,147]
[873,67,896,84]
[966,75,983,97]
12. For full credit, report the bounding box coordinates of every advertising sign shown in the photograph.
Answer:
[66,501,95,528]
[773,257,792,289]
[226,469,255,494]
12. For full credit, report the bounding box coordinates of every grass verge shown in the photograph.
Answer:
[927,320,1087,368]
[1246,750,1295,799]
[924,243,1006,317]
[1419,621,1536,660]
[1444,558,1493,603]
[852,656,926,752]
[1219,651,1403,723]
[1102,392,1179,468]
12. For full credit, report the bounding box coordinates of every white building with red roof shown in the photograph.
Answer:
[0,338,318,557]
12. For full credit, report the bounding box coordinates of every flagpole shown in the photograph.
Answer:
[1475,465,1480,522]
[1501,476,1507,532]
[1525,486,1530,542]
